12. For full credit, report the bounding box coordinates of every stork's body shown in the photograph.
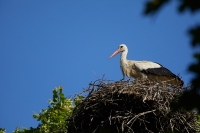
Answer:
[110,44,183,87]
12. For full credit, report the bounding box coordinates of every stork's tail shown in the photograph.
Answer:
[172,75,184,88]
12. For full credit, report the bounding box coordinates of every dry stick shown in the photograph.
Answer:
[68,79,198,133]
[127,109,156,125]
[180,114,194,130]
[92,70,100,79]
[92,125,100,133]
[170,119,174,132]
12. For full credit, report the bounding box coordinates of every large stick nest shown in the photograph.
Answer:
[67,79,199,133]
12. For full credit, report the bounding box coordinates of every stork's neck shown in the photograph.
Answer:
[120,50,128,62]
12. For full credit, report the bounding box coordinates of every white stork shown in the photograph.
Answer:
[109,44,183,87]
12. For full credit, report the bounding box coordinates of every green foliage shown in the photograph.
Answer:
[32,86,73,132]
[198,115,200,128]
[178,0,200,12]
[74,95,85,106]
[13,127,35,133]
[144,0,200,15]
[0,128,6,133]
[189,26,200,47]
[13,86,84,133]
[144,0,169,15]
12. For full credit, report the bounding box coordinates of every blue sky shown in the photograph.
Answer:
[0,1,200,132]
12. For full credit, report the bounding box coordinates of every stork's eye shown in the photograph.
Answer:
[120,46,123,48]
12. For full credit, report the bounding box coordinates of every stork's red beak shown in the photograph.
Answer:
[109,49,121,58]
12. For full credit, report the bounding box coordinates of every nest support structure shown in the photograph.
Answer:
[67,79,198,133]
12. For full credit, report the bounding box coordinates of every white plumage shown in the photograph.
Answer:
[109,44,183,87]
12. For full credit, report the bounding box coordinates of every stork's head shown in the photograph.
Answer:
[109,44,128,58]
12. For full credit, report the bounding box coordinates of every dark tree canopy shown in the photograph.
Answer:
[143,0,200,113]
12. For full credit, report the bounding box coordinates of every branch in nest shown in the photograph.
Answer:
[67,79,199,133]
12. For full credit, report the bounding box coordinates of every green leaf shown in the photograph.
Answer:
[189,25,200,46]
[179,0,200,13]
[144,0,169,15]
[0,128,6,133]
[13,87,75,133]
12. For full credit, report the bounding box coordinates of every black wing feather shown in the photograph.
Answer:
[141,66,177,78]
[140,62,184,86]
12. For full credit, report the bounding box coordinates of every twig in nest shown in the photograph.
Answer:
[67,79,199,133]
[127,109,156,125]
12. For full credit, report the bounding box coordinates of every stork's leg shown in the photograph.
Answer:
[120,75,125,81]
[120,78,124,81]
